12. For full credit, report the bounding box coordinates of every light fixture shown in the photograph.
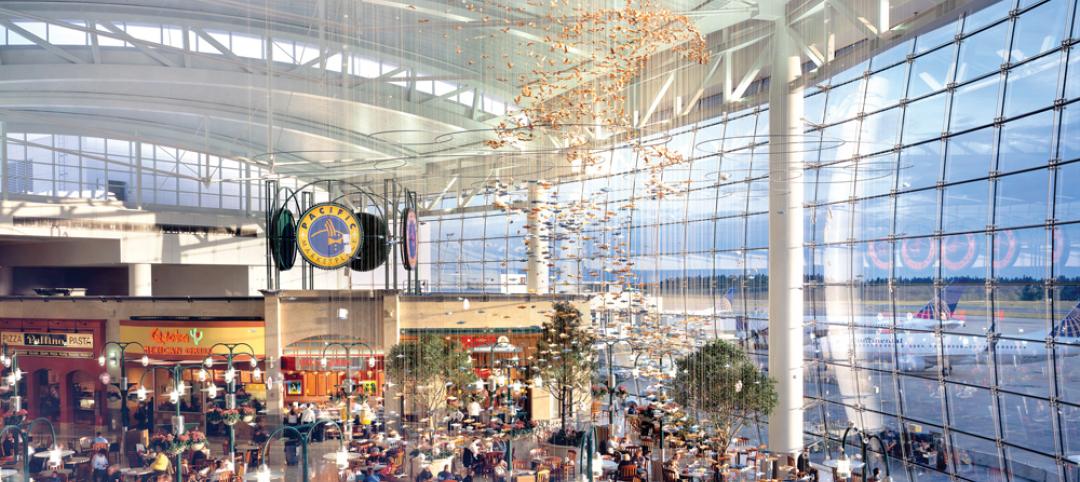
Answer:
[97,355,106,367]
[136,385,148,401]
[176,380,187,394]
[250,358,258,368]
[47,446,62,467]
[224,369,236,384]
[334,448,349,468]
[197,369,208,382]
[0,355,9,368]
[256,464,272,482]
[265,376,274,390]
[253,366,262,378]
[835,453,852,478]
[367,357,376,369]
[204,356,214,368]
[320,357,329,368]
[207,384,219,399]
[6,373,16,387]
[168,390,179,404]
[140,355,150,367]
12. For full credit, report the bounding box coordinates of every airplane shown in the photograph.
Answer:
[851,300,1080,372]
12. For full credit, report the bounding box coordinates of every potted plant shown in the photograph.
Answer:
[187,430,207,451]
[387,334,475,439]
[671,339,777,456]
[535,302,595,442]
[170,433,190,456]
[205,407,223,424]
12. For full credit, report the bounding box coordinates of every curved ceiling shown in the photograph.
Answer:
[0,0,965,190]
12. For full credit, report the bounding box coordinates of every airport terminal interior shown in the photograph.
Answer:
[0,0,1077,480]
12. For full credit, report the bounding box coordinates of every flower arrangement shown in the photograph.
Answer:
[615,386,629,399]
[205,407,223,423]
[590,384,608,397]
[3,409,27,426]
[186,431,207,451]
[150,433,189,455]
[239,405,256,423]
[219,408,241,426]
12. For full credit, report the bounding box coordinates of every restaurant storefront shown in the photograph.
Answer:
[0,318,106,425]
[117,318,266,429]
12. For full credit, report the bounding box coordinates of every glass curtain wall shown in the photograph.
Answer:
[422,0,1080,480]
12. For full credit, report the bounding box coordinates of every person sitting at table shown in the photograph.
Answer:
[38,469,63,482]
[416,466,434,482]
[105,466,122,482]
[492,460,509,482]
[1,432,16,460]
[144,449,170,482]
[363,467,382,482]
[462,441,477,469]
[92,448,110,482]
[437,464,453,481]
[93,432,110,446]
[460,468,474,482]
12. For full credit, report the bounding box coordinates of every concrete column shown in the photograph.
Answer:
[526,181,549,294]
[128,263,152,296]
[766,17,805,456]
[263,292,284,421]
[0,266,14,295]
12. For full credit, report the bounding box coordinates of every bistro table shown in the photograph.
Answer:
[33,449,75,459]
[119,467,154,481]
[243,469,284,480]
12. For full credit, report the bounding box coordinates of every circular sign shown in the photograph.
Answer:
[269,208,297,271]
[401,208,419,270]
[295,203,362,269]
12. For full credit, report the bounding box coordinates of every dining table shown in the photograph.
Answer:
[119,467,154,481]
[0,468,17,480]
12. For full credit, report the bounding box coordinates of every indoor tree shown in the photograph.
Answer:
[387,334,475,437]
[535,301,596,439]
[672,339,777,456]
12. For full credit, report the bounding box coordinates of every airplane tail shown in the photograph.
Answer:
[914,286,965,320]
[1051,301,1080,338]
[718,287,736,312]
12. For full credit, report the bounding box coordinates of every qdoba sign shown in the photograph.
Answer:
[119,320,264,359]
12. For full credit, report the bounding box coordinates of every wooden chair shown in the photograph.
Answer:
[617,464,638,481]
[536,468,551,482]
[513,460,530,470]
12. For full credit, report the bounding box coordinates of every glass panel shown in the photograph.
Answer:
[999,110,1055,172]
[942,179,990,233]
[909,46,957,98]
[945,126,994,182]
[957,22,1010,83]
[1011,0,1070,61]
[902,93,948,143]
[1004,51,1062,118]
[995,169,1051,228]
[949,74,1002,132]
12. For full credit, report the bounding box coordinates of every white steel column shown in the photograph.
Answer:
[128,263,153,296]
[767,17,805,456]
[526,181,549,294]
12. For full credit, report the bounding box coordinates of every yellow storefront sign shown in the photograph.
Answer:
[119,321,264,359]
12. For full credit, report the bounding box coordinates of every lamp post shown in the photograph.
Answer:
[826,423,890,481]
[99,341,149,435]
[319,341,377,438]
[487,339,515,467]
[1,343,24,414]
[1,416,60,482]
[204,342,258,462]
[256,420,345,482]
[138,361,207,482]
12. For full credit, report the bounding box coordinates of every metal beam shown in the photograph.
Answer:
[637,72,675,127]
[419,84,472,104]
[190,27,255,73]
[827,0,880,38]
[99,21,178,67]
[729,43,769,102]
[0,20,83,64]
